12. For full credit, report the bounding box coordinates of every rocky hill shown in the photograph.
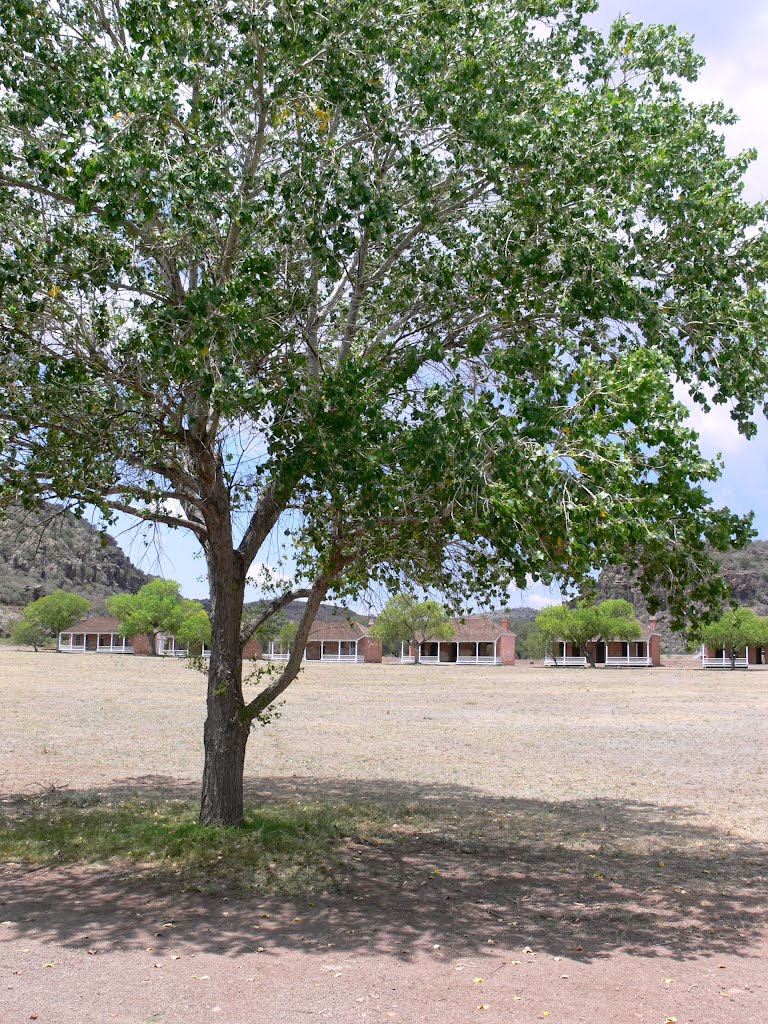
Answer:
[595,541,768,652]
[0,505,151,623]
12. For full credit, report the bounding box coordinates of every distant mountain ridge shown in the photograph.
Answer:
[243,599,369,626]
[0,504,151,612]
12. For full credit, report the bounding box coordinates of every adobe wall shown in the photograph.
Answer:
[131,633,152,656]
[359,636,383,663]
[243,637,262,660]
[649,634,661,666]
[497,633,516,666]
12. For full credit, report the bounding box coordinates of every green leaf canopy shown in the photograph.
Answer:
[0,0,765,631]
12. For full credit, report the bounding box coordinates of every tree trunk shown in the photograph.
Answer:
[413,641,420,665]
[199,540,249,828]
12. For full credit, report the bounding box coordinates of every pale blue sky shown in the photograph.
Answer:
[113,1,768,604]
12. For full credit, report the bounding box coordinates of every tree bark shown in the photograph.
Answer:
[199,538,249,827]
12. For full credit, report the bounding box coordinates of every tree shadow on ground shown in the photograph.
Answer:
[0,773,765,965]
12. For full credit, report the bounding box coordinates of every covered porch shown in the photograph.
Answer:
[702,646,750,669]
[400,640,500,665]
[544,641,587,667]
[58,631,133,654]
[265,640,364,663]
[604,640,653,667]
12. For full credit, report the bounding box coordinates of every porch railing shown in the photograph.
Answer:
[703,656,749,669]
[605,656,652,667]
[544,655,587,667]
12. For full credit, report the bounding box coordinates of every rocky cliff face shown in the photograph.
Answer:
[595,542,768,653]
[0,505,150,621]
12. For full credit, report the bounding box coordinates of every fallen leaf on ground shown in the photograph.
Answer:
[473,978,484,984]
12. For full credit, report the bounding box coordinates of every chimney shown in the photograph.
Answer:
[368,616,375,629]
[649,616,657,632]
[501,616,510,633]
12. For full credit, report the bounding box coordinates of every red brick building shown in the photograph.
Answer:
[402,615,516,666]
[544,620,661,667]
[266,619,382,663]
[58,615,261,659]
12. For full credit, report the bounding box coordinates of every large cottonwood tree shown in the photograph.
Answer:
[1,0,767,825]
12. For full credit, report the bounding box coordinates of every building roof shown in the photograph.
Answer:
[423,615,514,643]
[62,615,123,634]
[307,619,371,642]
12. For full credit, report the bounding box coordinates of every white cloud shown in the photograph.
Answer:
[672,382,760,459]
[685,8,768,203]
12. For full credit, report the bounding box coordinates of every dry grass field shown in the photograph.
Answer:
[1,650,766,840]
[1,650,766,1023]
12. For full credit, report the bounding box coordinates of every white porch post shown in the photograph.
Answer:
[437,641,441,662]
[475,641,479,664]
[321,640,325,661]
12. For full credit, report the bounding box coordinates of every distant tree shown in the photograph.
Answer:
[176,608,213,655]
[508,618,539,661]
[535,600,641,666]
[699,608,768,669]
[278,621,299,653]
[242,601,286,651]
[12,591,90,651]
[372,595,453,665]
[11,616,50,652]
[107,580,200,655]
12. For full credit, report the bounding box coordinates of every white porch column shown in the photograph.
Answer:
[475,642,479,664]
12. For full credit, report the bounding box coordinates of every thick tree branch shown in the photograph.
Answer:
[237,480,284,567]
[245,572,331,719]
[103,499,209,541]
